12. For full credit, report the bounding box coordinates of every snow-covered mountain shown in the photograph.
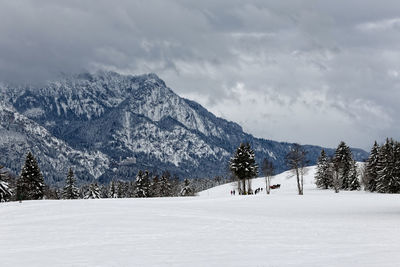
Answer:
[0,71,368,185]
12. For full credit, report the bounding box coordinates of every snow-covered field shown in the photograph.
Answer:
[1,167,400,267]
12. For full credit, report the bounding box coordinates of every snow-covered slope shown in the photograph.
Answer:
[1,176,399,266]
[199,166,317,197]
[0,105,110,184]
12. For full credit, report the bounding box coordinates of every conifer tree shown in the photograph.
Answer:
[170,175,181,197]
[315,150,332,189]
[348,160,361,191]
[150,175,161,197]
[0,165,12,202]
[62,168,79,199]
[85,183,101,199]
[364,141,380,192]
[135,170,150,198]
[180,178,194,196]
[116,181,127,198]
[16,152,45,200]
[109,180,117,198]
[229,142,258,194]
[376,138,400,193]
[333,141,354,190]
[159,172,172,197]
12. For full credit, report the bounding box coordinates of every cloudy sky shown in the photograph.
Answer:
[1,0,400,150]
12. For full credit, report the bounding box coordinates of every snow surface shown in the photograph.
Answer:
[1,166,400,266]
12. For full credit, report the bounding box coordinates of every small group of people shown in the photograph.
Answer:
[230,190,236,195]
[254,187,263,194]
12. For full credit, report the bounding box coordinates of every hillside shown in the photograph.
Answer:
[0,71,368,184]
[1,169,399,266]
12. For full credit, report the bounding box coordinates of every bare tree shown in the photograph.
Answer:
[285,144,308,195]
[261,158,275,194]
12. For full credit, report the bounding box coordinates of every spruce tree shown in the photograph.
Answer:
[180,178,194,196]
[109,180,117,198]
[0,165,12,202]
[16,152,45,200]
[150,175,161,197]
[159,172,172,197]
[364,141,380,192]
[376,138,400,193]
[229,143,258,194]
[135,170,150,198]
[348,160,361,191]
[116,181,127,198]
[315,150,332,189]
[62,168,79,199]
[333,141,354,190]
[85,183,101,199]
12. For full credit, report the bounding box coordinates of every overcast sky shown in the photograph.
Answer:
[1,0,400,150]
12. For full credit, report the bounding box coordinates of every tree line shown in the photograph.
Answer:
[0,151,233,202]
[315,138,400,194]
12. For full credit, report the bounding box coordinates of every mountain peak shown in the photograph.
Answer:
[0,71,369,185]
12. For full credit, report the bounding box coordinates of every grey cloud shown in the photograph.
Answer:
[1,0,400,149]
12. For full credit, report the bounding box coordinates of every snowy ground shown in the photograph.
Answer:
[1,167,400,267]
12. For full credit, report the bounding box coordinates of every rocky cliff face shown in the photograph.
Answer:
[0,71,368,185]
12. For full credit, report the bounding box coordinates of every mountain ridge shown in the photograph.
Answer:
[0,71,368,185]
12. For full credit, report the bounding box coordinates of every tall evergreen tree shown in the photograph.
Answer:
[150,175,161,197]
[315,150,333,189]
[135,170,150,198]
[180,178,194,196]
[229,142,258,194]
[109,180,117,198]
[0,165,12,202]
[85,183,101,199]
[333,141,354,190]
[159,172,172,197]
[364,141,380,192]
[62,168,79,199]
[16,152,45,200]
[376,138,400,193]
[348,160,361,191]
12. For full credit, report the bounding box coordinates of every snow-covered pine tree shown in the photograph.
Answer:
[229,142,258,195]
[135,170,150,198]
[116,180,128,198]
[348,159,361,191]
[394,141,400,193]
[109,180,117,198]
[180,178,194,196]
[376,138,400,193]
[0,165,12,202]
[16,152,45,200]
[85,183,101,199]
[333,141,354,190]
[315,149,333,189]
[364,141,380,192]
[99,185,109,198]
[62,168,79,199]
[159,172,172,197]
[150,175,161,197]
